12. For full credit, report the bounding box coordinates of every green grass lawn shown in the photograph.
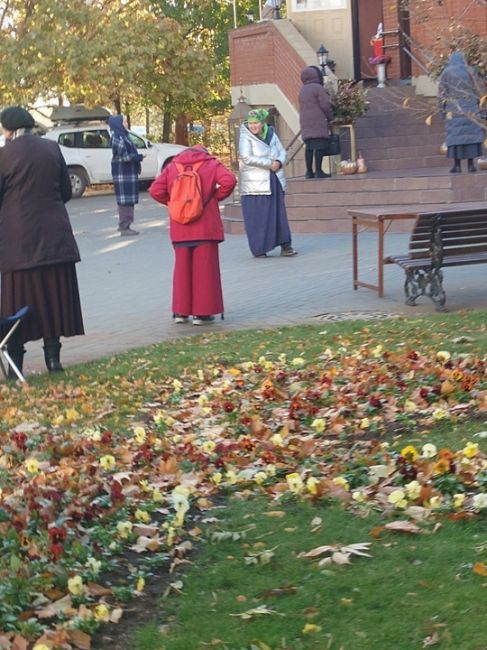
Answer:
[0,311,486,650]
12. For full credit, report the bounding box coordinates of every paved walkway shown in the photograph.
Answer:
[20,191,487,376]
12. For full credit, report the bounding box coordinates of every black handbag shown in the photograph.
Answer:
[326,134,341,156]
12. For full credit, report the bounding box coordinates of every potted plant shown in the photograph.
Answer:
[330,80,369,125]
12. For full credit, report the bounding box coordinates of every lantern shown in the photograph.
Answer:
[227,91,252,171]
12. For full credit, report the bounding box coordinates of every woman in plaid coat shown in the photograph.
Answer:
[108,115,144,236]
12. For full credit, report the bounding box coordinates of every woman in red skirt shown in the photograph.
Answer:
[149,145,236,325]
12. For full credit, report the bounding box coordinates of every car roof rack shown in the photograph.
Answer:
[48,105,111,125]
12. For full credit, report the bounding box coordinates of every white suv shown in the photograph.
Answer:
[44,123,186,198]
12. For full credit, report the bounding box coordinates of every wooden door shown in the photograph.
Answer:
[352,0,384,80]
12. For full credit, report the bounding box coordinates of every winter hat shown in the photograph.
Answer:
[247,108,269,123]
[0,106,35,131]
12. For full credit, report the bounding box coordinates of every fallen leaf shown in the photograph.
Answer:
[385,521,421,534]
[473,562,487,577]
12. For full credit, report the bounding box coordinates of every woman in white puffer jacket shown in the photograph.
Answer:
[238,108,297,258]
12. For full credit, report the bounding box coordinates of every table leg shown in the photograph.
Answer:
[378,219,384,298]
[352,218,358,289]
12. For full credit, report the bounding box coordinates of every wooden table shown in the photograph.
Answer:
[349,203,487,297]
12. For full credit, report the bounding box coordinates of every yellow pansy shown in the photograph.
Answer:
[436,350,451,363]
[225,470,238,485]
[286,472,304,494]
[333,476,349,491]
[94,604,110,622]
[198,394,209,406]
[270,433,284,447]
[312,418,326,433]
[352,490,366,503]
[172,379,182,392]
[211,472,222,485]
[254,471,267,485]
[462,442,479,459]
[117,521,133,539]
[139,480,150,492]
[67,575,83,596]
[404,400,417,413]
[422,443,437,458]
[453,493,465,509]
[135,509,151,523]
[33,645,52,650]
[400,445,418,462]
[266,464,276,476]
[100,455,116,471]
[291,357,305,367]
[429,496,442,509]
[134,426,146,444]
[303,623,321,634]
[152,488,163,503]
[360,417,370,429]
[136,577,145,592]
[432,408,449,421]
[405,480,421,500]
[166,526,176,546]
[388,489,407,509]
[25,458,40,474]
[202,440,216,454]
[165,415,175,427]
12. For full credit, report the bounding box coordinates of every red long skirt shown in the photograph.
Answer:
[172,243,223,317]
[1,263,84,343]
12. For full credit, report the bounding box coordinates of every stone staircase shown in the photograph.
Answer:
[223,86,487,234]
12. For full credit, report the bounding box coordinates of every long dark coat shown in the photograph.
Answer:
[0,134,80,273]
[298,66,334,141]
[438,51,484,147]
[110,130,143,206]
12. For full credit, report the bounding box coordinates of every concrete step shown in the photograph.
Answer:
[224,169,487,234]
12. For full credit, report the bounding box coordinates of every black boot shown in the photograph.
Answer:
[6,342,25,381]
[450,159,461,174]
[467,159,476,173]
[43,337,64,373]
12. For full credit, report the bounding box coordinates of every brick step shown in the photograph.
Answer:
[224,169,487,234]
[354,145,447,161]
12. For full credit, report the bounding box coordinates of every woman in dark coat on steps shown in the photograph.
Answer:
[298,66,334,179]
[0,106,84,378]
[438,51,484,173]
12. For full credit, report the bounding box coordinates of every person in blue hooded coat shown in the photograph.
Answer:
[108,115,144,234]
[438,51,484,173]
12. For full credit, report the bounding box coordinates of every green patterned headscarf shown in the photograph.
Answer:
[247,108,269,123]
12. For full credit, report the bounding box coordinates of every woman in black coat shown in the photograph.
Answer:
[0,106,84,378]
[298,66,334,178]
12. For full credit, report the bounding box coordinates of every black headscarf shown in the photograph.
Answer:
[0,106,35,131]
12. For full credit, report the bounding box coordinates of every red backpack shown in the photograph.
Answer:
[168,161,204,225]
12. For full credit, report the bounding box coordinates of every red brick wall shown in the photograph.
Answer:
[229,23,306,108]
[383,0,487,78]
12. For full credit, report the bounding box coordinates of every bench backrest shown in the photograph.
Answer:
[408,209,487,259]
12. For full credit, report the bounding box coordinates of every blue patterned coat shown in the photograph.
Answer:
[110,131,143,206]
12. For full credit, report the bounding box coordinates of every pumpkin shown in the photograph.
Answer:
[339,160,358,175]
[478,156,487,171]
[440,142,447,155]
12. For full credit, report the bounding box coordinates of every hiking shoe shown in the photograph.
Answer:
[192,315,216,326]
[316,171,331,178]
[174,314,189,324]
[120,227,139,236]
[280,246,298,257]
[305,171,315,179]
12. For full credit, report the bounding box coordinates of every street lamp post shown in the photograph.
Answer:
[316,44,329,76]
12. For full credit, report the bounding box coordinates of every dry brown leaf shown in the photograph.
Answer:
[385,520,421,534]
[422,631,440,647]
[11,636,28,650]
[264,511,286,518]
[68,628,92,649]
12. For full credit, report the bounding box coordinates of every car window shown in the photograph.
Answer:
[81,130,111,149]
[128,133,147,149]
[58,132,76,147]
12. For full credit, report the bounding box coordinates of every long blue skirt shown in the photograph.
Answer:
[241,173,292,257]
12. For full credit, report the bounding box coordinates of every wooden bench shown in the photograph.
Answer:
[385,207,487,310]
